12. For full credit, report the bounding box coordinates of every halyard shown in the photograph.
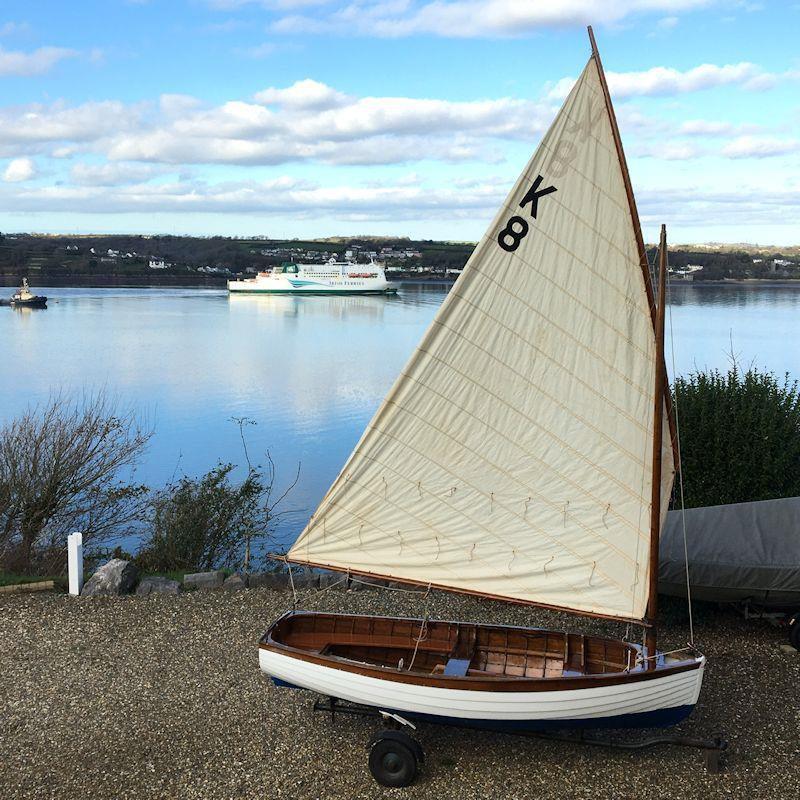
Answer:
[1,587,797,800]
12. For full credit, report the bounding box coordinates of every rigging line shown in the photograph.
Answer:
[297,573,350,607]
[285,556,297,611]
[666,268,695,645]
[407,584,432,672]
[349,576,432,595]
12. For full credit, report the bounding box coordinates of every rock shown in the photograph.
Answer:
[290,568,318,590]
[136,576,180,596]
[81,559,140,596]
[183,570,225,590]
[248,572,289,590]
[223,573,248,591]
[779,643,798,655]
[318,572,344,590]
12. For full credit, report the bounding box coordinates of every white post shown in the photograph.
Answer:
[67,532,83,596]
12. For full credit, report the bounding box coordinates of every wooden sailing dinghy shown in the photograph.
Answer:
[261,27,705,735]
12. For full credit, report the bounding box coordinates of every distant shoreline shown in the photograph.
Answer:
[2,275,800,290]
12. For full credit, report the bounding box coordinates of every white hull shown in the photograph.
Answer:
[260,648,705,730]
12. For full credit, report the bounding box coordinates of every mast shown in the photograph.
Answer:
[646,225,668,660]
[587,25,679,468]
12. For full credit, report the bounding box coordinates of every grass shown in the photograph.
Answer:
[0,572,65,588]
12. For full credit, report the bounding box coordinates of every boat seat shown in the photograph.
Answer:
[442,657,472,676]
[443,625,477,676]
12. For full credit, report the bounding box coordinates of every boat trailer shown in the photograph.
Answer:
[311,696,728,787]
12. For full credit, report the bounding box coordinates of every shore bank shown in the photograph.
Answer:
[0,275,228,289]
[1,587,797,799]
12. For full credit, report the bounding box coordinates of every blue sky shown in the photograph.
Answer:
[0,1,798,244]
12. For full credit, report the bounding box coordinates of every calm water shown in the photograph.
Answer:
[2,282,799,549]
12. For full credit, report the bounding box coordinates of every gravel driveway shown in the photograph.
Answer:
[1,587,797,799]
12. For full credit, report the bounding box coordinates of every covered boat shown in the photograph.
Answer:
[260,26,705,754]
[661,497,800,608]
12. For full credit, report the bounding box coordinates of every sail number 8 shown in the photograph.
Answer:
[497,175,557,253]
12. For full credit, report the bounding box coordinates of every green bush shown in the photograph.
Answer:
[673,365,800,508]
[135,462,276,573]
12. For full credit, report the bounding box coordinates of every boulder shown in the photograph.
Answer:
[183,570,225,590]
[136,576,181,596]
[291,568,318,590]
[223,573,248,591]
[81,559,140,596]
[318,572,344,590]
[249,572,289,590]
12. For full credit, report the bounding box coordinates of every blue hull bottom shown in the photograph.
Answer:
[270,679,695,732]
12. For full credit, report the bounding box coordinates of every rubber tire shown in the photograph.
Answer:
[789,616,800,650]
[368,737,418,788]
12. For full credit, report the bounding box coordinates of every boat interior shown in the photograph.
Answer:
[265,611,642,679]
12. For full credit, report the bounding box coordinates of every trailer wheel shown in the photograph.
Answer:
[789,615,800,650]
[368,730,421,787]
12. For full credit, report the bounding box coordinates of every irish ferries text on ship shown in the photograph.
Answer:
[227,258,397,295]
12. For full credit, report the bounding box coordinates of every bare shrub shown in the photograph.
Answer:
[0,391,151,575]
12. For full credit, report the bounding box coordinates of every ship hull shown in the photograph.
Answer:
[259,611,705,732]
[228,287,397,295]
[10,297,47,308]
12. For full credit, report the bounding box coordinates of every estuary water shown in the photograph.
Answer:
[1,282,799,548]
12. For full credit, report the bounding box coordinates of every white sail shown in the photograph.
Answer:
[287,56,675,622]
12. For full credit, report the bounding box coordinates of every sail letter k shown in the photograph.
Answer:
[519,176,557,219]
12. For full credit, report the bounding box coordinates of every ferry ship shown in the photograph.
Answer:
[227,258,397,295]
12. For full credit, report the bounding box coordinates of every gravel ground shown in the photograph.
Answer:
[1,586,798,800]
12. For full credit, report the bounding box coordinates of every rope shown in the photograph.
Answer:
[666,270,695,645]
[348,576,432,595]
[285,557,297,610]
[635,644,698,665]
[406,583,432,672]
[294,573,349,606]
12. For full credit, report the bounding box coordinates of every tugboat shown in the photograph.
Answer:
[9,278,47,308]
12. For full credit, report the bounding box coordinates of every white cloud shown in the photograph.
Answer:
[3,157,36,182]
[549,62,783,100]
[0,45,77,76]
[254,78,349,109]
[0,100,140,155]
[89,81,551,166]
[69,162,169,186]
[0,21,31,36]
[634,142,703,160]
[271,0,714,38]
[679,119,735,136]
[240,42,280,58]
[721,136,800,158]
[1,174,507,220]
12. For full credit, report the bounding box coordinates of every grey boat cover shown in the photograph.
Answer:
[659,496,800,607]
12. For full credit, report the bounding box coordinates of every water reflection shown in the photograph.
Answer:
[1,281,798,547]
[228,291,399,321]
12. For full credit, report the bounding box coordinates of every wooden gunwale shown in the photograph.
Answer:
[260,611,701,694]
